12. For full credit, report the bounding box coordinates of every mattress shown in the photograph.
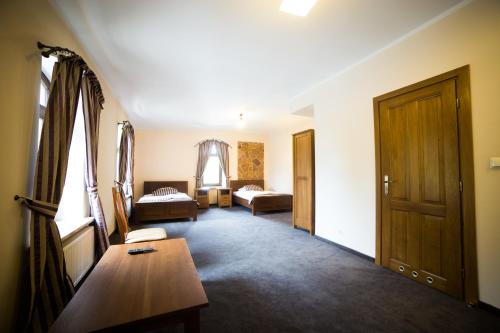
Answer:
[233,190,282,204]
[137,192,192,203]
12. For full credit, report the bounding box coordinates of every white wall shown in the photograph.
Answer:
[0,1,127,330]
[100,103,128,234]
[291,0,500,308]
[265,117,315,193]
[134,129,268,198]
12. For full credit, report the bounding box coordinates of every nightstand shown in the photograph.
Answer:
[195,188,209,209]
[218,188,232,208]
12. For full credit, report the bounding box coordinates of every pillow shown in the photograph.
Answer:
[239,184,263,191]
[152,187,178,196]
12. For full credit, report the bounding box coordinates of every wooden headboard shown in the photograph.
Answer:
[144,181,188,195]
[229,179,264,192]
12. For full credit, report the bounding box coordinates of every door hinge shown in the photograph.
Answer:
[456,98,460,109]
[459,180,463,192]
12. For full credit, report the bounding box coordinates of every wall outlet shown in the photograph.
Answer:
[490,157,500,168]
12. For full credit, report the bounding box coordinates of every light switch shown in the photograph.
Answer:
[490,157,500,168]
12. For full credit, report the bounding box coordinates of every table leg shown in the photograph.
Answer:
[184,309,200,333]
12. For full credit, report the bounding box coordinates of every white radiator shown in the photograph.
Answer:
[63,226,95,286]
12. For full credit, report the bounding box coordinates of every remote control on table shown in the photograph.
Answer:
[128,247,154,255]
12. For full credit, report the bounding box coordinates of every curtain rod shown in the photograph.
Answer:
[38,41,77,58]
[194,138,232,148]
[37,41,105,106]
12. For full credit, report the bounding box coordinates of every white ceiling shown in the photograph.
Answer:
[52,0,463,131]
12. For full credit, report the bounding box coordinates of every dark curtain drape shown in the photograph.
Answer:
[195,141,212,188]
[214,141,230,187]
[16,57,82,332]
[81,73,110,259]
[118,123,134,215]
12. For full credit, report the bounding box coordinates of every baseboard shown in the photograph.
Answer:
[314,236,375,262]
[479,301,500,316]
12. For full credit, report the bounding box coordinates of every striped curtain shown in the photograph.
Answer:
[195,141,212,188]
[118,123,135,216]
[214,141,230,187]
[81,73,110,259]
[19,57,82,332]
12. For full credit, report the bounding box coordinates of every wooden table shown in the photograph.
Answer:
[49,238,208,333]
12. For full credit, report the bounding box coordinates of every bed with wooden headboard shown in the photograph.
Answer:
[133,181,198,223]
[230,179,292,216]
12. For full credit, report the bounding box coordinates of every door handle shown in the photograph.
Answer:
[384,175,393,196]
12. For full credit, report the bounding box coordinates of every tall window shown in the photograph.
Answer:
[37,56,89,230]
[202,144,224,186]
[38,56,55,145]
[54,96,88,223]
[115,123,123,181]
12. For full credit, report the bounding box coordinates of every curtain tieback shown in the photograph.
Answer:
[87,186,98,194]
[14,195,58,218]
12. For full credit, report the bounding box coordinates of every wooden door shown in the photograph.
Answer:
[293,129,315,234]
[378,79,463,298]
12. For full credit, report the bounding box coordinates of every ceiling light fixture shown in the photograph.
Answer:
[237,113,246,129]
[280,0,317,17]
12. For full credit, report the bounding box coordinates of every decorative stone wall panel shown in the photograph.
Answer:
[237,142,264,180]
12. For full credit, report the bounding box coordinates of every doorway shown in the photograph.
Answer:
[373,66,478,304]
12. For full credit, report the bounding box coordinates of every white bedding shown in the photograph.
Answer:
[137,192,192,203]
[233,190,277,204]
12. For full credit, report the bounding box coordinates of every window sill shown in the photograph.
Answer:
[56,217,95,243]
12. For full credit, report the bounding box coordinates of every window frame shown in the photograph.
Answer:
[38,71,50,141]
[39,71,49,119]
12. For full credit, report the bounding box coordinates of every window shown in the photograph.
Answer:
[202,144,225,186]
[116,123,123,181]
[38,55,56,144]
[38,70,49,144]
[38,58,49,151]
[54,95,89,223]
[36,56,89,233]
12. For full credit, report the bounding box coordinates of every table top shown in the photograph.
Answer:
[49,238,208,333]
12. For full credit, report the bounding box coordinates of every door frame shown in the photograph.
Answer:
[373,65,478,304]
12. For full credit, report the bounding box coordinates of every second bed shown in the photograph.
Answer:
[134,181,198,223]
[230,179,293,215]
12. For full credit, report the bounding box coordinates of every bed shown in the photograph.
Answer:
[133,181,198,223]
[230,180,293,216]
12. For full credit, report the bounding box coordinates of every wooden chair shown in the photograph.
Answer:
[112,186,167,244]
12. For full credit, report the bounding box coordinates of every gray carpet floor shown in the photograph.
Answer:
[115,206,500,332]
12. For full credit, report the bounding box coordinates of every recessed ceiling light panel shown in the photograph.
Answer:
[280,0,317,17]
